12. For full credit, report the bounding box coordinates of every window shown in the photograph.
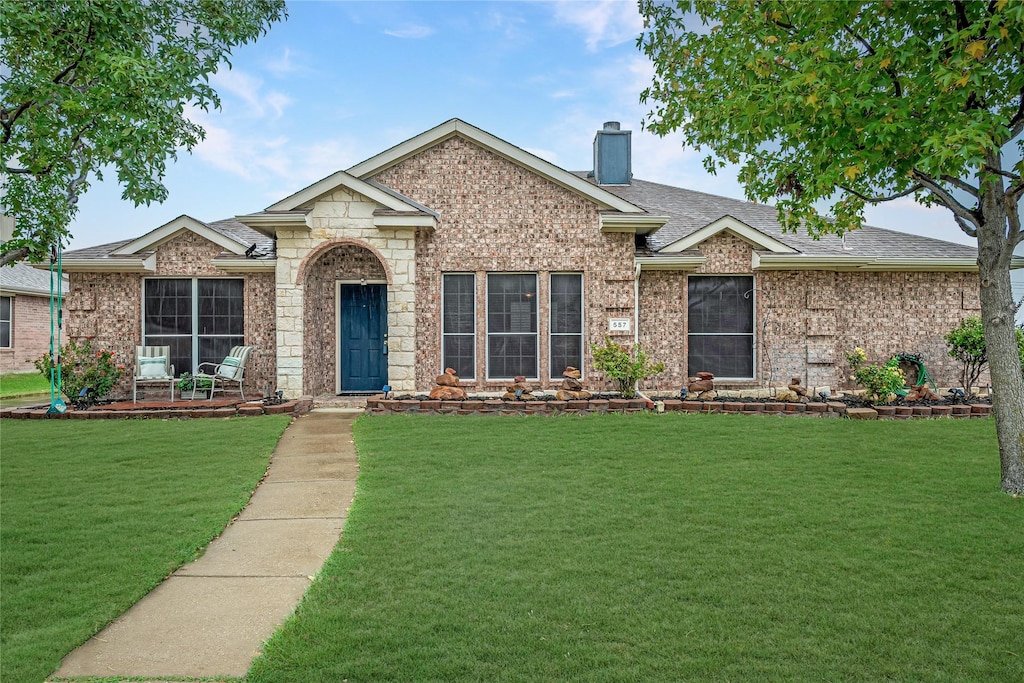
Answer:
[687,275,754,378]
[487,273,538,379]
[442,274,475,378]
[550,273,583,378]
[143,279,244,375]
[0,296,11,348]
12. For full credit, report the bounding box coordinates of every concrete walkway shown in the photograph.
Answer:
[50,409,360,681]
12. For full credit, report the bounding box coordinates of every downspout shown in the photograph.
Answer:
[633,261,656,410]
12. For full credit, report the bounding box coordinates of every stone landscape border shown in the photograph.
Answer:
[0,398,313,420]
[366,396,993,419]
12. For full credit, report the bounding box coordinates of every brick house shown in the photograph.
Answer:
[58,119,1021,399]
[0,262,65,374]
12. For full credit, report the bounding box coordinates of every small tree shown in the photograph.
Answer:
[591,337,665,399]
[945,317,1024,393]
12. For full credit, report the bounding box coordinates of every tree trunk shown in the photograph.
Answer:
[976,188,1024,495]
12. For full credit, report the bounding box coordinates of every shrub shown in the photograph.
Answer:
[944,317,1024,392]
[846,347,905,404]
[34,338,125,401]
[591,337,665,399]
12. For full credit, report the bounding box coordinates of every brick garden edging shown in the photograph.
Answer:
[0,398,313,420]
[365,396,992,419]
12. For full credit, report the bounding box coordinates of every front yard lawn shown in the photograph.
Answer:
[250,414,1022,682]
[0,416,292,683]
[0,371,49,398]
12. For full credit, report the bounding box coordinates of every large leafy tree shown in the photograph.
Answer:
[0,0,286,266]
[639,0,1024,492]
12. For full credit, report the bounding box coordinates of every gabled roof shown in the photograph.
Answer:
[60,217,275,272]
[660,215,798,254]
[347,118,649,216]
[586,176,998,269]
[1,261,66,296]
[112,215,248,256]
[264,169,436,214]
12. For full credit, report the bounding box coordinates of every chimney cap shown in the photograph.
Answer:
[603,121,621,131]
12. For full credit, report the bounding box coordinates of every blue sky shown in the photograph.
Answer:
[70,0,1019,273]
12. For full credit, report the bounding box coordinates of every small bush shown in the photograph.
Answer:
[944,317,1024,392]
[34,338,125,401]
[591,337,664,399]
[847,347,905,404]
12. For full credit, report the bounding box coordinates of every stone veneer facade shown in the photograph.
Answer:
[638,233,982,392]
[275,191,416,395]
[372,136,636,392]
[64,231,276,398]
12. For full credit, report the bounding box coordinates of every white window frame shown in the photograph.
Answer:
[0,295,11,348]
[486,272,539,381]
[441,273,476,380]
[549,272,584,380]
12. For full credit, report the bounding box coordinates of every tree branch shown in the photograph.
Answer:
[1008,86,1024,140]
[838,183,922,203]
[911,169,982,232]
[0,247,32,269]
[940,174,981,198]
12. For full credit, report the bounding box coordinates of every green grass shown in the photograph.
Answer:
[0,416,292,683]
[250,414,1023,682]
[0,371,50,398]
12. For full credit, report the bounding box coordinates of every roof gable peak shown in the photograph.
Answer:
[660,215,798,254]
[112,215,247,256]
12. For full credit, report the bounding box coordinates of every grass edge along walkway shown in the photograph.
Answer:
[0,416,292,683]
[250,413,1023,683]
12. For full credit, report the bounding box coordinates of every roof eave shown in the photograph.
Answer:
[635,254,707,271]
[212,258,277,273]
[56,254,157,273]
[234,211,311,236]
[754,253,982,271]
[601,214,669,236]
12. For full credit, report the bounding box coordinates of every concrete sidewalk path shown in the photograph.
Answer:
[51,409,360,681]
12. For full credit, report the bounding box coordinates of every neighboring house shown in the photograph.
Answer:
[0,261,64,373]
[58,119,1023,399]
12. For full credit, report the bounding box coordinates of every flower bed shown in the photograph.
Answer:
[365,395,992,419]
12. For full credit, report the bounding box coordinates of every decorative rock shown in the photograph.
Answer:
[562,366,582,379]
[435,373,460,387]
[562,377,583,392]
[775,389,802,403]
[787,377,808,397]
[696,371,715,380]
[905,383,940,402]
[429,385,467,400]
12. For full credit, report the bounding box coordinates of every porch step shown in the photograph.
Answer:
[313,395,372,410]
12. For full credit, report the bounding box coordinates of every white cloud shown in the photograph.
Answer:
[383,24,435,39]
[551,0,644,52]
[209,68,292,120]
[264,47,301,77]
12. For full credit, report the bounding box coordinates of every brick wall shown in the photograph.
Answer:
[63,231,276,399]
[638,231,982,392]
[0,293,52,373]
[372,135,636,392]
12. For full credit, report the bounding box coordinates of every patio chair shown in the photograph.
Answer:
[133,346,175,403]
[192,346,253,400]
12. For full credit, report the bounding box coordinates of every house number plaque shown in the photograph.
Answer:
[608,318,631,333]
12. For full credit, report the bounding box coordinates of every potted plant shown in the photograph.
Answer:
[177,372,214,399]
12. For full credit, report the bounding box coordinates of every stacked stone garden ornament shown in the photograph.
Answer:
[555,366,592,401]
[684,372,716,399]
[428,368,468,400]
[776,377,810,403]
[502,375,536,401]
[905,383,940,401]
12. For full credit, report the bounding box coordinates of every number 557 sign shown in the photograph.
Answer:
[608,318,631,334]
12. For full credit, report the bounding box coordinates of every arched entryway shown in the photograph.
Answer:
[301,243,389,396]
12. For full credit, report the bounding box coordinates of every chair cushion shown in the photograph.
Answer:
[139,356,167,378]
[218,356,241,380]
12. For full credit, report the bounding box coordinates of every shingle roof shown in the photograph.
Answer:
[0,261,67,295]
[576,174,978,259]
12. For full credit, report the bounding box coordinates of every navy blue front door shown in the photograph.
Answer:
[339,284,387,392]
